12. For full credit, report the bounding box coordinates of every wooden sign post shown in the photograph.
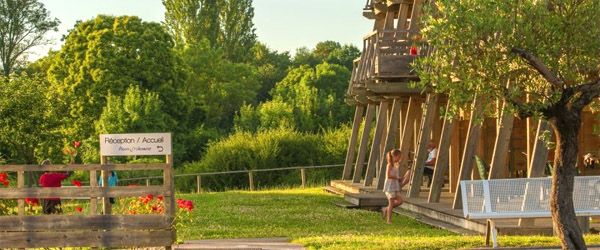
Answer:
[99,132,175,245]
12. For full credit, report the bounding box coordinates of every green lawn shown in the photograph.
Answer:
[177,187,600,250]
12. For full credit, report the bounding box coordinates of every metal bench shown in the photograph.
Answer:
[460,176,600,248]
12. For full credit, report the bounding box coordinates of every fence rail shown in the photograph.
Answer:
[111,163,348,192]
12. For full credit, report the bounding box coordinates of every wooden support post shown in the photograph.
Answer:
[408,0,423,32]
[90,170,97,214]
[248,171,255,191]
[342,105,365,180]
[17,171,24,216]
[453,97,484,209]
[488,101,515,179]
[449,120,460,193]
[395,2,410,32]
[408,94,438,198]
[164,154,176,246]
[519,121,552,227]
[100,156,111,215]
[428,102,455,202]
[365,102,390,186]
[301,168,306,188]
[398,97,420,174]
[353,104,377,183]
[146,178,150,187]
[197,175,202,193]
[377,98,403,189]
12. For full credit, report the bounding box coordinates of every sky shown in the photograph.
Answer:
[32,0,372,61]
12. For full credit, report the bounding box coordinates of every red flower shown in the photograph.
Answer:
[128,184,139,187]
[25,198,40,206]
[132,211,137,214]
[0,172,8,186]
[72,180,82,187]
[147,194,154,200]
[74,141,81,148]
[76,206,82,212]
[410,46,418,55]
[176,199,194,211]
[157,196,163,201]
[151,205,158,211]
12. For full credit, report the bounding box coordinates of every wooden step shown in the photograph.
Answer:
[400,199,488,233]
[333,200,360,209]
[322,186,344,196]
[393,208,479,235]
[344,192,388,207]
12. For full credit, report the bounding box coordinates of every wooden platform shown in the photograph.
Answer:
[330,179,600,236]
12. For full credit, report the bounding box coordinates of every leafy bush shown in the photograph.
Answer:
[176,126,351,191]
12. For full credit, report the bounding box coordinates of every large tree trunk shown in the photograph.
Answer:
[550,107,586,250]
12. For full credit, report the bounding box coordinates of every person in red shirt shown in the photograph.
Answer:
[39,160,72,214]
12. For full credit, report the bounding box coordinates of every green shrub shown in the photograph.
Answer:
[176,126,351,191]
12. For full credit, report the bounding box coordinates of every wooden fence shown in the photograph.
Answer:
[0,162,175,248]
[117,164,347,193]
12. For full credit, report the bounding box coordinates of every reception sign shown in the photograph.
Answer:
[100,133,171,156]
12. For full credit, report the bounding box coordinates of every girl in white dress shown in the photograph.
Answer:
[381,149,410,223]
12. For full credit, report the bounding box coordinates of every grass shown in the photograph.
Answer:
[177,187,600,250]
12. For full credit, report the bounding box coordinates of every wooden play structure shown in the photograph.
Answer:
[332,0,600,236]
[0,158,176,248]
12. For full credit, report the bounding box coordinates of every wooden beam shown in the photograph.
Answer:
[18,171,24,216]
[353,104,377,183]
[365,81,423,94]
[428,102,455,202]
[408,94,439,198]
[519,120,552,227]
[0,214,170,231]
[90,170,97,214]
[0,186,169,199]
[395,2,410,32]
[487,102,515,179]
[0,231,172,248]
[100,156,110,215]
[453,97,484,209]
[408,0,423,32]
[0,164,169,172]
[449,118,461,193]
[398,97,420,176]
[377,98,403,189]
[342,105,366,180]
[365,102,390,186]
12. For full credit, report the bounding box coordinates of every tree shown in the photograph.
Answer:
[292,41,360,71]
[181,41,260,129]
[162,0,220,47]
[236,62,352,132]
[252,42,291,102]
[163,0,256,62]
[219,0,256,62]
[416,1,600,248]
[96,86,174,135]
[0,0,59,76]
[47,15,185,140]
[0,73,60,164]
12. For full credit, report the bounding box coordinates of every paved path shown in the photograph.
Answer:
[172,237,304,250]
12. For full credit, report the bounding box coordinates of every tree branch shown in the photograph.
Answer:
[572,79,600,111]
[511,47,563,88]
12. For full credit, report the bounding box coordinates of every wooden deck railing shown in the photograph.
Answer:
[0,163,175,248]
[351,30,428,84]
